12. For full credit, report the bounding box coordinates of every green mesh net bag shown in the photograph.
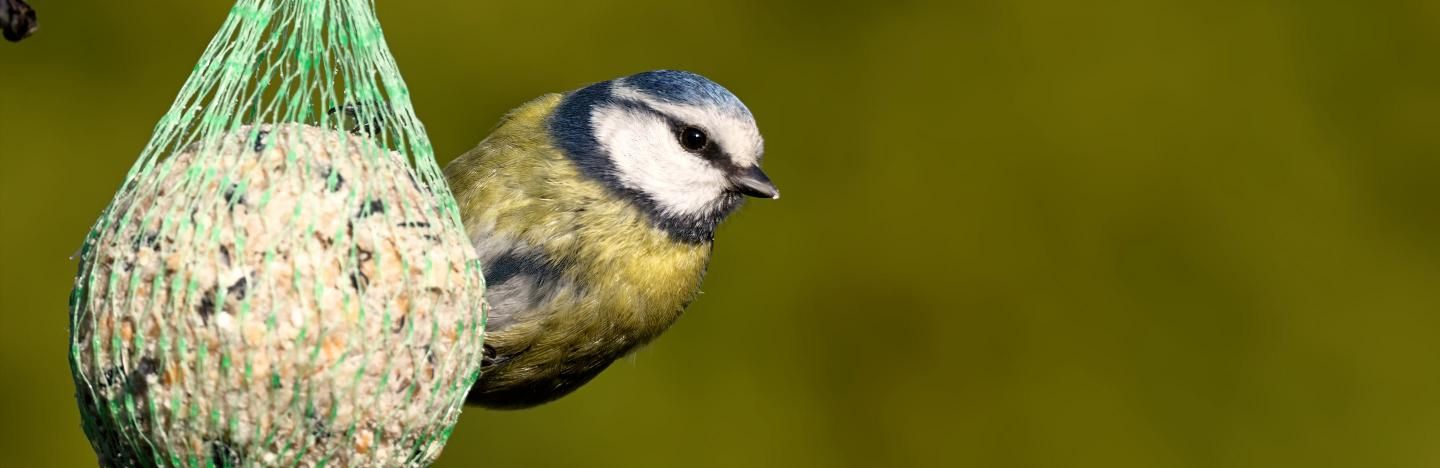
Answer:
[67,1,487,466]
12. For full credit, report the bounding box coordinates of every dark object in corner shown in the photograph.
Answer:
[1,0,37,42]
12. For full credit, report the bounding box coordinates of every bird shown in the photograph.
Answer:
[444,70,778,409]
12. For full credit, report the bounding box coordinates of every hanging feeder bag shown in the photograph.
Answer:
[68,1,487,466]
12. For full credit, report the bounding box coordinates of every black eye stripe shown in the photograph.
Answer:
[669,121,733,165]
[609,98,740,170]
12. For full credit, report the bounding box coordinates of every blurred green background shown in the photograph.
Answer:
[4,0,1440,466]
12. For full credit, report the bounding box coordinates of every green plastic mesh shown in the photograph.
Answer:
[67,1,487,466]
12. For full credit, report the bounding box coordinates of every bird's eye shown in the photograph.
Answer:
[679,126,708,151]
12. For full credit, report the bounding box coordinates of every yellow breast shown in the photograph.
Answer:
[445,94,712,407]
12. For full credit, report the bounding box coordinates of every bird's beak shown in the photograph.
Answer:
[729,166,780,199]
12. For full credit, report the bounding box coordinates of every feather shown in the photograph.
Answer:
[446,94,712,409]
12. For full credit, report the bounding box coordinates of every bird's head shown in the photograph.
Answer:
[549,70,777,243]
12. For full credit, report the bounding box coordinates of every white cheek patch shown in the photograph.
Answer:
[591,105,730,217]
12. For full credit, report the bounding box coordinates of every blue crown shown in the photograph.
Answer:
[547,70,752,244]
[622,70,753,118]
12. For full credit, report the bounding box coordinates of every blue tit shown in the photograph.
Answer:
[444,70,778,409]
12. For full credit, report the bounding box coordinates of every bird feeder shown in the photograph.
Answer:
[67,1,487,466]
